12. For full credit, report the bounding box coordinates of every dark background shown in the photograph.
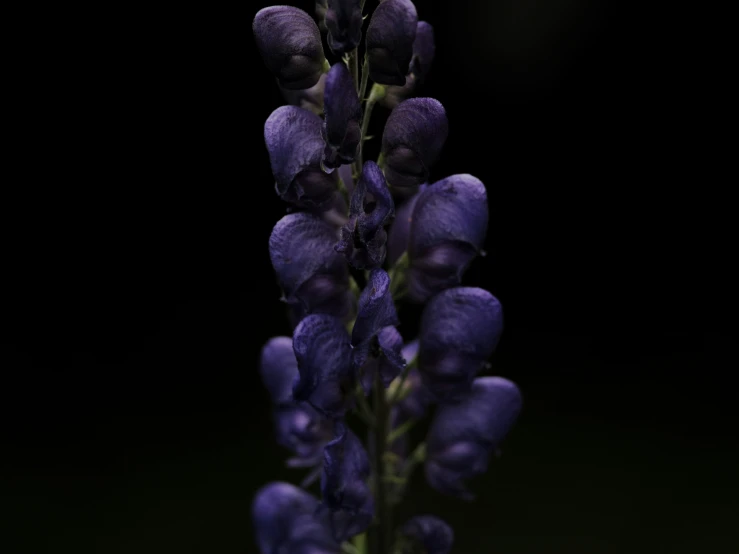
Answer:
[2,1,735,553]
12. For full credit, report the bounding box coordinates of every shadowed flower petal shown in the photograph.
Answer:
[399,515,454,554]
[260,336,299,405]
[323,63,362,169]
[292,313,354,418]
[359,325,406,393]
[381,98,448,195]
[351,269,399,348]
[381,21,436,109]
[386,184,426,265]
[335,161,395,269]
[264,106,338,210]
[418,287,503,400]
[366,0,418,85]
[316,0,328,31]
[425,377,522,500]
[253,6,326,90]
[280,72,327,115]
[325,0,363,56]
[406,174,488,302]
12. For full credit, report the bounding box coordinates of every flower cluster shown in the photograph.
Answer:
[253,2,522,552]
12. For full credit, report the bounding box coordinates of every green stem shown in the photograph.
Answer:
[358,53,370,107]
[387,250,409,301]
[386,418,417,445]
[371,368,391,554]
[349,50,359,93]
[352,533,367,554]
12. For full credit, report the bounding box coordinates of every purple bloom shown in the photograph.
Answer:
[269,212,352,324]
[399,515,454,554]
[381,98,448,195]
[325,0,363,56]
[280,72,327,116]
[252,481,340,554]
[320,421,374,541]
[425,377,522,500]
[335,161,395,269]
[253,6,326,90]
[381,21,436,109]
[359,325,406,393]
[265,106,339,210]
[418,287,503,401]
[366,0,418,86]
[406,174,488,303]
[292,313,354,418]
[322,63,362,169]
[386,184,426,265]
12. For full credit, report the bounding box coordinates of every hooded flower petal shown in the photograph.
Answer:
[253,6,326,90]
[325,0,363,56]
[351,269,399,348]
[398,515,454,554]
[425,377,522,500]
[280,72,327,116]
[322,63,362,169]
[292,313,354,418]
[335,161,395,269]
[320,421,374,541]
[366,0,418,86]
[418,287,503,400]
[269,212,352,323]
[381,21,436,109]
[406,174,488,302]
[381,98,448,194]
[359,325,406,393]
[252,481,340,554]
[386,184,426,265]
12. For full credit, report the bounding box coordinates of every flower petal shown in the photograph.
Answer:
[280,72,327,116]
[381,21,436,108]
[386,184,426,264]
[323,63,362,169]
[274,403,334,467]
[351,269,399,348]
[259,336,298,404]
[366,0,418,85]
[359,325,406,393]
[400,515,454,554]
[325,0,363,56]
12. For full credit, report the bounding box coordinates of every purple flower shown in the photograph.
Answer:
[425,377,522,500]
[418,287,503,401]
[359,325,406,393]
[335,161,395,269]
[325,0,363,56]
[381,21,436,109]
[399,515,454,554]
[264,106,339,210]
[280,72,327,116]
[381,98,448,195]
[292,313,354,418]
[386,184,426,265]
[252,481,340,554]
[322,63,362,169]
[253,6,326,90]
[366,0,418,86]
[269,212,352,324]
[320,421,374,541]
[406,174,488,303]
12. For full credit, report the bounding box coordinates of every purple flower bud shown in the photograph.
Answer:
[425,377,522,500]
[381,21,436,109]
[252,481,340,554]
[366,0,418,85]
[264,105,338,210]
[406,174,488,302]
[359,325,406,393]
[335,161,395,269]
[269,212,352,323]
[418,287,503,400]
[399,515,454,554]
[253,6,326,90]
[322,63,362,169]
[320,421,374,541]
[325,0,363,56]
[381,98,448,193]
[292,313,354,418]
[386,184,426,264]
[280,72,327,116]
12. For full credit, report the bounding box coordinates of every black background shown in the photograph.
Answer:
[2,1,735,553]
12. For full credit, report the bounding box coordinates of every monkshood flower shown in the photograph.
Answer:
[292,313,354,418]
[406,174,489,303]
[253,6,326,90]
[324,0,363,56]
[386,184,425,265]
[381,97,448,196]
[252,481,340,554]
[335,161,395,269]
[320,421,374,541]
[269,212,352,324]
[425,376,522,500]
[418,287,504,401]
[360,325,406,394]
[260,337,334,467]
[397,515,454,554]
[322,62,362,170]
[366,0,418,86]
[264,105,338,210]
[381,21,436,109]
[280,72,327,116]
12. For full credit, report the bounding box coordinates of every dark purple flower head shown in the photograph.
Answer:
[366,0,418,86]
[322,63,362,169]
[418,287,503,401]
[280,72,327,116]
[264,106,338,210]
[320,421,374,541]
[386,184,426,265]
[398,515,454,554]
[381,98,448,195]
[252,481,340,554]
[335,161,395,269]
[325,0,363,56]
[253,6,326,90]
[381,21,436,109]
[292,313,354,418]
[269,212,352,323]
[425,377,522,500]
[406,174,488,303]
